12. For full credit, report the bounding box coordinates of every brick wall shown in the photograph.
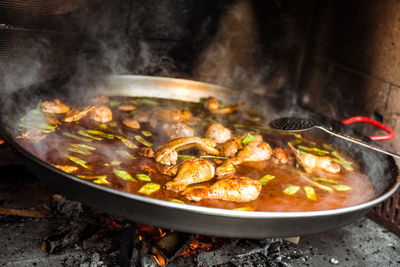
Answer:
[299,0,400,153]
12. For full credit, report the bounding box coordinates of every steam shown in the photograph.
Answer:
[193,0,262,91]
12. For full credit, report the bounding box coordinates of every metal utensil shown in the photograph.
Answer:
[269,117,400,159]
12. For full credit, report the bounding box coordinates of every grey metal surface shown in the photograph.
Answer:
[1,75,399,238]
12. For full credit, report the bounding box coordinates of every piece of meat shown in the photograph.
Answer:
[288,143,341,174]
[153,108,192,123]
[94,95,110,105]
[118,105,136,111]
[138,147,154,158]
[45,116,61,125]
[42,99,70,114]
[272,147,290,164]
[182,177,261,202]
[162,122,194,140]
[220,137,242,157]
[205,122,232,144]
[156,164,179,176]
[215,160,236,177]
[155,137,220,165]
[203,96,219,111]
[231,141,272,165]
[63,106,96,122]
[165,158,215,192]
[53,165,78,173]
[210,103,245,114]
[122,118,141,130]
[141,166,158,176]
[203,97,245,114]
[220,133,261,157]
[16,129,47,142]
[90,105,113,123]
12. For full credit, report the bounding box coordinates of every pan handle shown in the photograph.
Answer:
[342,116,395,141]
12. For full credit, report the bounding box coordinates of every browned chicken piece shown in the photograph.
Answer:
[45,116,61,125]
[90,105,113,123]
[16,129,47,142]
[162,122,194,140]
[165,158,215,192]
[155,137,220,165]
[231,141,272,165]
[205,122,232,144]
[135,112,151,123]
[153,108,192,123]
[203,97,245,114]
[122,118,141,130]
[42,99,70,114]
[141,166,158,176]
[203,96,220,111]
[215,160,236,177]
[118,104,136,111]
[182,177,262,202]
[220,137,242,157]
[288,143,341,174]
[53,165,78,173]
[63,106,96,122]
[272,147,290,164]
[94,95,110,105]
[210,103,245,115]
[138,147,154,158]
[220,133,261,157]
[156,164,179,176]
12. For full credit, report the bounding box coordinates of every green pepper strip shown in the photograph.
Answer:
[233,207,255,211]
[136,174,151,182]
[134,135,153,147]
[68,147,92,155]
[331,151,354,171]
[129,98,158,106]
[170,199,185,204]
[109,121,118,127]
[63,132,93,142]
[200,155,229,160]
[116,136,138,149]
[113,169,136,181]
[178,154,196,160]
[70,144,96,151]
[98,123,108,129]
[332,185,352,191]
[259,175,275,185]
[87,130,115,140]
[141,131,152,137]
[77,130,103,141]
[104,161,122,166]
[312,177,338,184]
[110,100,121,107]
[242,133,257,146]
[138,183,160,195]
[297,145,330,156]
[67,155,89,169]
[116,150,136,159]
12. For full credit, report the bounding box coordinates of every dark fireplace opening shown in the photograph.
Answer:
[1,0,400,266]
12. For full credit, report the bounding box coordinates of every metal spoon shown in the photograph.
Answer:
[269,117,400,159]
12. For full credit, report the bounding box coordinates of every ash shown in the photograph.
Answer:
[1,165,400,266]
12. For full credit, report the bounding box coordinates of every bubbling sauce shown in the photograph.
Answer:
[17,96,375,212]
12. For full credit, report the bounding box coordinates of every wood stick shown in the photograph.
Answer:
[0,208,46,218]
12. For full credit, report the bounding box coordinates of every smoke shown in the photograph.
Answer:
[193,0,262,90]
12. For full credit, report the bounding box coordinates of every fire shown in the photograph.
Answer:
[152,247,166,266]
[178,235,214,257]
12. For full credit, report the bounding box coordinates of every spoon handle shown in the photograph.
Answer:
[315,126,400,159]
